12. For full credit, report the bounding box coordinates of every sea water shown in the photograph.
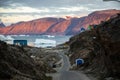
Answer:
[10,35,72,47]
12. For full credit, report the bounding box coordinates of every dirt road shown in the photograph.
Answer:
[46,49,92,80]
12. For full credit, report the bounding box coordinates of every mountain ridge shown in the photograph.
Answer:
[0,9,120,35]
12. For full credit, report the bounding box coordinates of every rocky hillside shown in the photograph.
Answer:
[0,9,119,35]
[68,14,120,80]
[0,41,53,80]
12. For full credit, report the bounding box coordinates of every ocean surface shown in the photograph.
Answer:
[9,35,72,47]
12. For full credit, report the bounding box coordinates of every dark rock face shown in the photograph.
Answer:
[68,14,120,79]
[0,41,49,80]
[0,9,119,35]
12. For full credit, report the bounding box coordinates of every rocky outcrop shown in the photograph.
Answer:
[0,9,119,35]
[68,14,120,79]
[0,41,51,80]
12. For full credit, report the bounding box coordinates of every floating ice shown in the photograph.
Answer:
[34,39,56,48]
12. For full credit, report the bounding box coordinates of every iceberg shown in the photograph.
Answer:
[0,35,14,41]
[47,35,55,38]
[34,39,56,48]
[0,35,14,44]
[0,35,6,41]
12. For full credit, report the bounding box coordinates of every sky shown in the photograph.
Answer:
[0,0,120,26]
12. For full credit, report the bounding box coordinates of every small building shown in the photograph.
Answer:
[87,25,97,30]
[76,58,84,66]
[87,25,92,30]
[13,40,27,46]
[80,27,86,32]
[93,25,97,29]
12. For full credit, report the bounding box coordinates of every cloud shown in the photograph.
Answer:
[0,14,43,25]
[0,0,119,8]
[59,6,89,12]
[0,6,50,13]
[0,0,120,24]
[0,12,87,25]
[0,0,119,12]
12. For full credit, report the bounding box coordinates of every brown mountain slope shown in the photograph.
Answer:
[0,9,119,35]
[0,18,64,35]
[45,18,82,35]
[77,9,120,29]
